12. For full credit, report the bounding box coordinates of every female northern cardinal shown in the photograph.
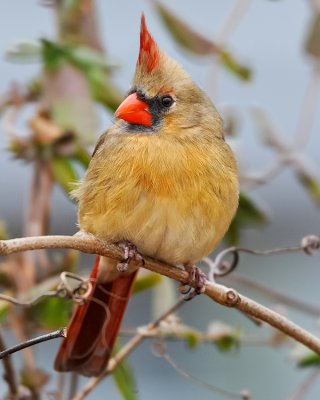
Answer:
[54,15,239,376]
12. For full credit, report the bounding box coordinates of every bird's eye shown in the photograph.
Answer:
[161,96,174,108]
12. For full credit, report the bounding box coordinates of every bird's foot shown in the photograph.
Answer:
[117,241,143,272]
[183,263,207,295]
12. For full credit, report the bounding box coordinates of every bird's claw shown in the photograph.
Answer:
[183,263,207,295]
[117,241,143,272]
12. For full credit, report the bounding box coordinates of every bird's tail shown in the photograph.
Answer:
[54,256,138,377]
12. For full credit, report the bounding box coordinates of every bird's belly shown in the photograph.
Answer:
[127,198,214,264]
[83,191,225,265]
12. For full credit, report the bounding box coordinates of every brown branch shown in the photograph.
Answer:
[9,311,36,373]
[1,234,320,358]
[0,329,18,396]
[223,274,320,317]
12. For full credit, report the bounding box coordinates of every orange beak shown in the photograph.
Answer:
[115,93,152,127]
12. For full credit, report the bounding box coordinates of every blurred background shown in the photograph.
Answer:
[0,1,320,399]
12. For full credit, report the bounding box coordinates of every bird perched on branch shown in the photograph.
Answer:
[54,14,239,377]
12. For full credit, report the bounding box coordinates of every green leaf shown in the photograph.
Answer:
[69,47,118,72]
[215,333,240,352]
[226,192,267,244]
[41,39,123,113]
[184,331,200,349]
[305,14,320,58]
[50,156,79,195]
[41,39,65,71]
[29,297,71,329]
[154,2,218,55]
[297,351,320,368]
[73,146,91,168]
[218,50,252,81]
[296,171,320,207]
[154,2,251,81]
[207,322,241,352]
[113,341,138,400]
[89,72,123,112]
[133,273,162,295]
[41,40,117,73]
[0,299,9,322]
[6,40,41,63]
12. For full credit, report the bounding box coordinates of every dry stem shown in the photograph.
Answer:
[1,234,320,356]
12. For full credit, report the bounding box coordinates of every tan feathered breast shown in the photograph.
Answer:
[74,126,239,265]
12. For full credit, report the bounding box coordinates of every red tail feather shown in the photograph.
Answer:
[54,256,138,377]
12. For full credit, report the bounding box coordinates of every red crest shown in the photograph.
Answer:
[138,14,159,73]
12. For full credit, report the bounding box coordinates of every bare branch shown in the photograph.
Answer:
[289,368,320,400]
[0,329,18,396]
[1,234,320,357]
[216,0,252,45]
[153,341,250,399]
[0,328,66,360]
[294,63,320,149]
[223,274,320,317]
[205,235,320,279]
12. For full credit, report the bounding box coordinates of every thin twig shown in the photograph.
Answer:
[0,329,18,396]
[73,296,189,400]
[240,159,284,189]
[205,235,320,279]
[0,291,63,307]
[120,327,273,347]
[208,0,252,96]
[241,106,320,192]
[156,343,250,399]
[9,311,36,373]
[1,235,320,357]
[0,328,66,359]
[216,0,252,44]
[294,64,320,149]
[289,368,320,400]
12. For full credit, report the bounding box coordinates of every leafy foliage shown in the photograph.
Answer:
[296,171,320,207]
[28,297,71,329]
[113,341,138,400]
[50,156,79,195]
[297,351,320,368]
[133,273,162,294]
[154,1,251,80]
[41,39,123,112]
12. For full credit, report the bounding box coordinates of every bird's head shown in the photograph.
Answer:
[115,15,223,138]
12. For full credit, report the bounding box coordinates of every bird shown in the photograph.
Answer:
[54,14,239,377]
